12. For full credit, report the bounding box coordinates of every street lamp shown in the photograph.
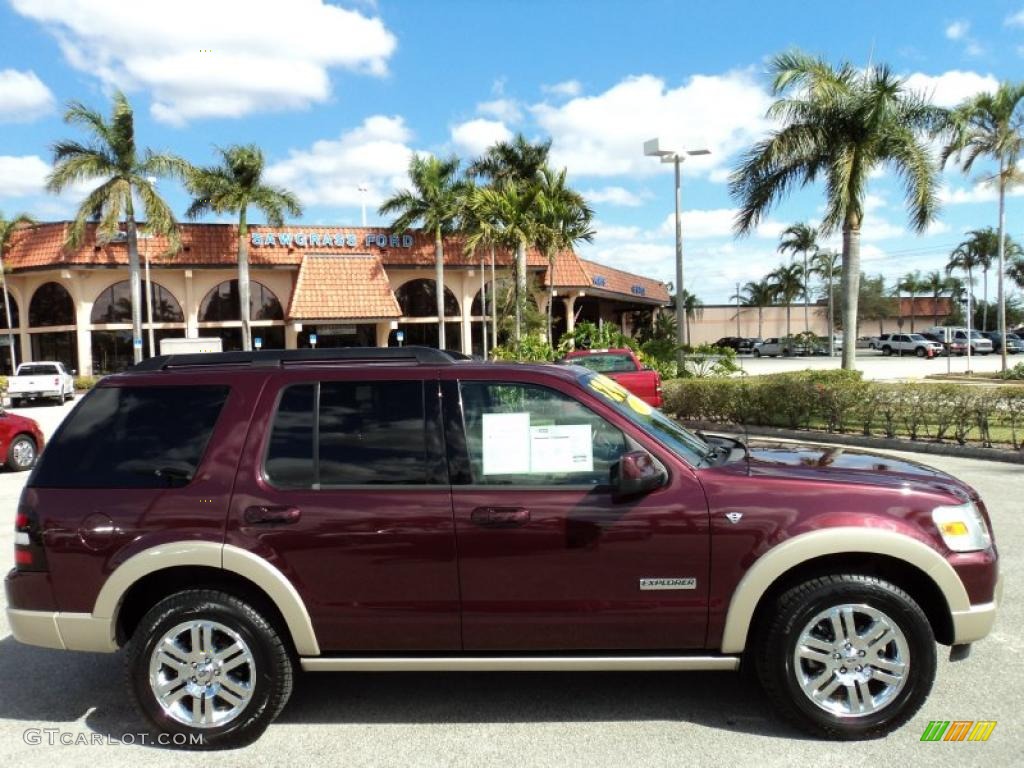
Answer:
[643,139,710,365]
[357,184,368,227]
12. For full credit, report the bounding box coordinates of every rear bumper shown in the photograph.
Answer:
[952,572,1003,644]
[6,608,117,652]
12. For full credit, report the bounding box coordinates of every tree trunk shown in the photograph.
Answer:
[840,221,861,370]
[489,245,497,347]
[435,228,446,350]
[0,251,16,374]
[982,267,989,332]
[785,303,791,340]
[827,263,835,356]
[998,168,1008,371]
[757,306,763,339]
[514,239,526,342]
[237,209,252,352]
[803,251,810,333]
[909,292,915,333]
[479,250,487,357]
[126,211,144,364]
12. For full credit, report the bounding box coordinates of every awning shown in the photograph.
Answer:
[287,254,401,321]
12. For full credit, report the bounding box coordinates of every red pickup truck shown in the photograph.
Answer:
[560,347,662,407]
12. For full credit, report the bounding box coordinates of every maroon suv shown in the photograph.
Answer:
[5,347,1000,747]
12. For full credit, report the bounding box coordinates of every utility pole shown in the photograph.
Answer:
[735,281,741,337]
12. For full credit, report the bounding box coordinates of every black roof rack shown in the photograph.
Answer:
[129,346,455,372]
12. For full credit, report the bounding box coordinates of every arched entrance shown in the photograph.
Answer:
[0,293,22,375]
[394,278,461,351]
[198,279,285,351]
[90,280,185,373]
[29,282,77,371]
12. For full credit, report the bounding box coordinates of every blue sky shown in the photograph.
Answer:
[2,0,1024,302]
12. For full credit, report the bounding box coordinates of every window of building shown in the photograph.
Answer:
[91,280,184,323]
[395,279,460,318]
[202,326,285,353]
[264,380,431,488]
[91,329,185,374]
[0,294,19,329]
[31,385,230,488]
[199,280,283,322]
[459,381,627,486]
[29,282,74,327]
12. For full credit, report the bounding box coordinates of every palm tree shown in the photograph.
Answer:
[1009,257,1024,291]
[767,262,804,339]
[0,211,33,373]
[778,222,819,332]
[46,90,185,363]
[947,237,982,324]
[730,50,940,369]
[534,167,595,344]
[940,82,1024,369]
[186,145,301,351]
[467,133,552,185]
[380,154,464,350]
[464,180,542,342]
[923,269,955,326]
[679,289,704,346]
[893,270,923,332]
[735,279,775,339]
[810,249,840,353]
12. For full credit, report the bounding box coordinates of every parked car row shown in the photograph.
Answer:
[868,328,1006,357]
[715,335,843,357]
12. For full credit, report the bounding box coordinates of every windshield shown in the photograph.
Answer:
[580,371,713,467]
[568,353,639,373]
[909,334,925,341]
[970,330,985,339]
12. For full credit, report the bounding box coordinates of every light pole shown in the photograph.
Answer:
[643,139,709,364]
[358,184,368,227]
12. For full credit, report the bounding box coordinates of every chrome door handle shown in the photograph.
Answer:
[470,507,530,528]
[244,505,302,525]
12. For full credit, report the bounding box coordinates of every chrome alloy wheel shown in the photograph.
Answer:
[10,438,35,468]
[148,620,256,728]
[793,603,910,718]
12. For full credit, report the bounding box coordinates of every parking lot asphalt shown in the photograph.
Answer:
[0,400,1019,767]
[736,348,1018,380]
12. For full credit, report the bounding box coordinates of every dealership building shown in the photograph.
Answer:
[0,222,669,376]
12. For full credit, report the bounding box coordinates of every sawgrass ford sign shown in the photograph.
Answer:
[250,231,415,248]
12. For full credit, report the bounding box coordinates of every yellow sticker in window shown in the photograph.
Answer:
[588,374,652,416]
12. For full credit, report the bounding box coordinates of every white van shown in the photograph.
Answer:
[924,327,993,355]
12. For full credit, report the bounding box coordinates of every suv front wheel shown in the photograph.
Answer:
[126,589,294,749]
[755,574,935,739]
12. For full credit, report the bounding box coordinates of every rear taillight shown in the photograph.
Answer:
[53,377,59,386]
[14,505,47,572]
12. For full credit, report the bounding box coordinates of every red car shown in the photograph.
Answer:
[5,347,1000,747]
[559,347,662,407]
[0,407,44,472]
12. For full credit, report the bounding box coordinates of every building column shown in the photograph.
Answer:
[184,270,198,338]
[286,323,299,350]
[563,293,578,334]
[375,322,392,347]
[459,272,473,355]
[65,275,93,377]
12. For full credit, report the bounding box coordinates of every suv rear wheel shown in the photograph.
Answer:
[755,574,935,739]
[126,590,294,749]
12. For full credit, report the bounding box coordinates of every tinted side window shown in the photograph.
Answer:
[31,385,229,488]
[265,384,316,488]
[319,380,427,485]
[459,381,627,486]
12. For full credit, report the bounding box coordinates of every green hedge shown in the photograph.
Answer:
[662,370,1024,449]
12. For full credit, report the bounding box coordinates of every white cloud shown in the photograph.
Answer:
[11,0,396,125]
[531,71,772,178]
[903,70,997,107]
[0,155,51,197]
[939,181,1024,205]
[945,20,969,40]
[1006,9,1024,26]
[265,115,419,212]
[541,79,582,98]
[583,186,645,207]
[450,118,513,157]
[477,98,521,123]
[0,69,55,122]
[660,208,783,240]
[860,218,912,241]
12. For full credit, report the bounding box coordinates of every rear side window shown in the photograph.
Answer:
[567,353,638,374]
[17,364,59,376]
[31,385,229,488]
[264,380,433,487]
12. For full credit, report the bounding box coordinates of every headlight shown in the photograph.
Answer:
[932,502,992,552]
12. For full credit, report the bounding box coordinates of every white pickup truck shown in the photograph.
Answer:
[7,361,75,407]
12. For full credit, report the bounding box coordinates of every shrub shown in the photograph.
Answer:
[490,334,556,362]
[994,362,1024,380]
[679,345,741,379]
[74,375,100,391]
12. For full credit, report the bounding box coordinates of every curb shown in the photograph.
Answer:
[679,420,1024,465]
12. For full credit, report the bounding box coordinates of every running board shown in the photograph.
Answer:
[300,655,740,673]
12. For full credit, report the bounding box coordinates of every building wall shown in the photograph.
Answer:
[688,304,830,344]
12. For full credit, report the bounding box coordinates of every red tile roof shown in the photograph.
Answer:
[898,297,953,318]
[288,254,400,321]
[4,222,670,306]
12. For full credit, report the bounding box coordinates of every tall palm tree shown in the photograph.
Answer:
[730,50,940,369]
[46,90,185,363]
[940,82,1024,369]
[810,249,840,353]
[947,237,982,323]
[186,145,301,352]
[466,133,552,185]
[1009,257,1024,292]
[380,154,464,350]
[679,289,703,347]
[778,222,819,332]
[767,262,804,338]
[923,269,955,326]
[0,211,33,373]
[735,279,776,339]
[894,270,923,332]
[534,167,595,344]
[465,180,542,342]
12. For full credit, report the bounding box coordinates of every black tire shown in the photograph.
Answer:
[753,349,761,358]
[755,574,935,740]
[126,589,294,749]
[8,398,19,408]
[915,346,926,358]
[6,434,37,471]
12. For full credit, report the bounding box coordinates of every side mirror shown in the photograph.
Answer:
[71,369,77,376]
[611,450,667,499]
